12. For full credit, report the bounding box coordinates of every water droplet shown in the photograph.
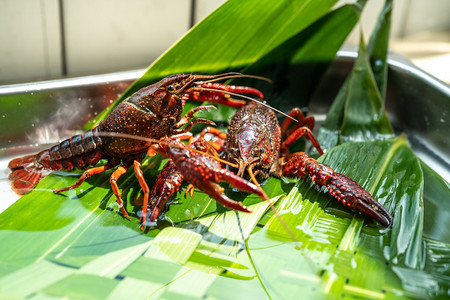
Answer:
[30,92,34,95]
[31,123,35,127]
[354,66,364,73]
[18,101,22,105]
[109,99,113,103]
[424,115,430,127]
[94,112,98,116]
[2,114,5,118]
[372,58,384,72]
[89,104,93,108]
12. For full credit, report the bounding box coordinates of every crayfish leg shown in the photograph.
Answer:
[199,127,227,152]
[109,164,131,220]
[53,163,131,220]
[280,108,310,132]
[133,160,150,227]
[53,164,112,194]
[281,127,324,156]
[187,83,253,107]
[52,159,133,220]
[279,108,323,155]
[174,105,216,134]
[186,184,195,197]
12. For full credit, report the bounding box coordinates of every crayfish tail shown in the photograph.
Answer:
[8,154,45,195]
[327,173,393,227]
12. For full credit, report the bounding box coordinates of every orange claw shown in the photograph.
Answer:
[186,184,195,197]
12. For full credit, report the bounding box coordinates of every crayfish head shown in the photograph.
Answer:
[126,74,194,119]
[227,122,272,180]
[152,73,244,116]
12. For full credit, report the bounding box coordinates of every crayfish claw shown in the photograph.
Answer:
[197,180,252,213]
[164,140,260,214]
[327,173,393,227]
[140,160,183,231]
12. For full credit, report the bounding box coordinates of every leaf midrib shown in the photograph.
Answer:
[339,138,403,252]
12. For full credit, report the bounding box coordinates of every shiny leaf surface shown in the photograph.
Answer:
[0,0,449,299]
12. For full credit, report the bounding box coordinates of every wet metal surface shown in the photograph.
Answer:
[0,52,448,213]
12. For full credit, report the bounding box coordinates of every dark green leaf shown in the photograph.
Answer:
[318,36,394,150]
[421,161,450,243]
[318,0,394,150]
[90,0,339,126]
[367,0,393,99]
[243,3,364,110]
[1,0,449,299]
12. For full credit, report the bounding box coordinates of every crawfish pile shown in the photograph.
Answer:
[8,73,393,232]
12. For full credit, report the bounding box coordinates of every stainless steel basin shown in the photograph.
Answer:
[1,51,449,220]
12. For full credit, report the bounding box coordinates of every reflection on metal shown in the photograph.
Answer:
[0,69,145,150]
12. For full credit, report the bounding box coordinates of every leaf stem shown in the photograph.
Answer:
[244,238,272,300]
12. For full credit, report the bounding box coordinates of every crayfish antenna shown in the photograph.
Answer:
[193,72,272,84]
[198,87,298,123]
[246,167,302,247]
[191,72,297,123]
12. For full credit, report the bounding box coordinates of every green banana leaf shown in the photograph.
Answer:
[0,0,449,299]
[317,35,394,150]
[89,0,340,127]
[367,0,392,99]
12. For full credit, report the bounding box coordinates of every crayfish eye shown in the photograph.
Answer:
[230,147,239,157]
[166,85,175,92]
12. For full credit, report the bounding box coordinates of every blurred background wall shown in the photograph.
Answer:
[1,0,449,84]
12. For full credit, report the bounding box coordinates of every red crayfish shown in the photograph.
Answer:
[144,101,393,228]
[8,72,392,231]
[141,132,270,229]
[212,101,393,227]
[8,73,269,223]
